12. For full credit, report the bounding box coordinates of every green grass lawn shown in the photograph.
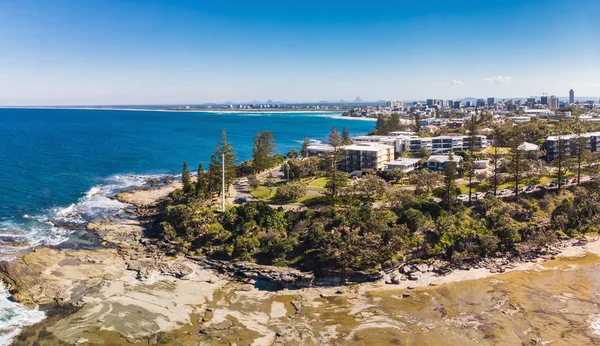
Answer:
[307,177,329,191]
[481,146,511,155]
[250,186,276,201]
[292,193,321,205]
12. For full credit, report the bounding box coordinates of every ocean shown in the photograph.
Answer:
[0,108,374,251]
[0,108,374,344]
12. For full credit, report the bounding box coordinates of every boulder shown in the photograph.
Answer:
[400,265,414,275]
[416,263,429,272]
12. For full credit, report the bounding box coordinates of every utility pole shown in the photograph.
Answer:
[221,152,225,212]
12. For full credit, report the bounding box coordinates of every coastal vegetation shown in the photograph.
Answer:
[157,124,600,275]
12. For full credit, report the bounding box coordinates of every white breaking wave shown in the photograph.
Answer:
[0,173,172,344]
[0,283,45,346]
[1,173,171,252]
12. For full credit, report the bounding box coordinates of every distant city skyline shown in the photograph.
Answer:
[1,0,599,106]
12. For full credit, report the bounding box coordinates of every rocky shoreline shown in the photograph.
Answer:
[1,178,600,345]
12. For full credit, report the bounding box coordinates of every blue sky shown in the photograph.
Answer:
[0,0,598,105]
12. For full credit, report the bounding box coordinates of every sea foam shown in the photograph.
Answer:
[0,283,45,346]
[1,173,170,252]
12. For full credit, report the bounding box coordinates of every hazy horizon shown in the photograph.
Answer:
[1,0,599,106]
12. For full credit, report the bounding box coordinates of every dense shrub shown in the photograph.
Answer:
[274,182,307,202]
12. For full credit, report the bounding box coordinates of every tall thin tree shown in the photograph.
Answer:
[466,111,479,203]
[301,136,310,158]
[182,161,192,193]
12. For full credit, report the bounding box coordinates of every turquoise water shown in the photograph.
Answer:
[0,108,374,249]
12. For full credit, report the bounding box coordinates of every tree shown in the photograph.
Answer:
[442,154,459,211]
[301,136,310,158]
[182,161,192,194]
[274,182,306,202]
[207,129,237,195]
[488,128,504,196]
[410,169,441,195]
[323,127,348,199]
[374,115,389,135]
[355,175,388,199]
[388,168,406,185]
[389,113,401,132]
[553,136,569,192]
[287,149,300,159]
[252,131,276,173]
[506,128,527,197]
[466,112,479,203]
[572,122,590,185]
[195,162,208,198]
[414,113,421,132]
[341,127,352,145]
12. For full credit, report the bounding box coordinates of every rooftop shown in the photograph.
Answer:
[343,142,395,152]
[387,158,421,165]
[547,132,600,141]
[427,155,463,163]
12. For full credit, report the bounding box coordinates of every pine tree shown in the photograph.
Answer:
[301,136,310,158]
[374,115,389,135]
[389,113,401,132]
[341,127,352,145]
[207,154,220,194]
[466,112,479,203]
[442,154,458,211]
[182,161,192,193]
[507,128,527,197]
[207,129,237,195]
[554,136,568,192]
[195,162,208,198]
[252,131,276,173]
[323,127,348,198]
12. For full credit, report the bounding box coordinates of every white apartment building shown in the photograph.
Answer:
[306,142,394,172]
[404,135,487,154]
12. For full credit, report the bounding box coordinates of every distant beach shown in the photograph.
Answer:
[0,106,378,121]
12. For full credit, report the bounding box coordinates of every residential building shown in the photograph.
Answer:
[453,101,462,109]
[546,132,600,161]
[419,118,447,127]
[427,99,435,107]
[549,95,560,109]
[569,89,575,104]
[306,144,335,157]
[386,100,403,108]
[541,96,548,105]
[511,116,532,123]
[519,142,541,158]
[404,135,487,154]
[339,142,394,172]
[448,118,465,128]
[476,99,486,107]
[447,100,454,108]
[465,101,473,108]
[353,135,405,154]
[487,97,496,106]
[523,109,554,117]
[307,142,394,172]
[526,98,536,108]
[385,158,421,173]
[426,155,463,170]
